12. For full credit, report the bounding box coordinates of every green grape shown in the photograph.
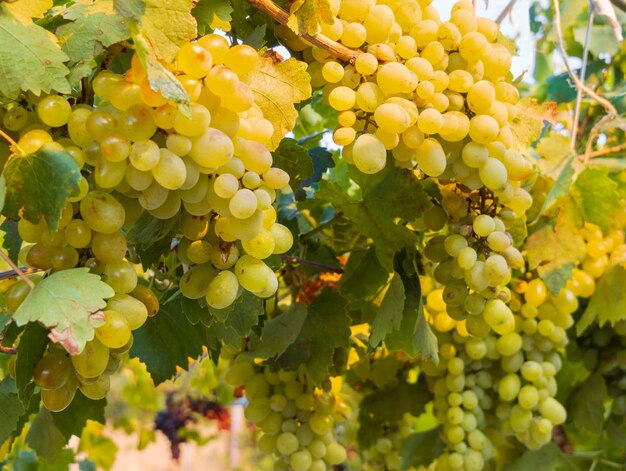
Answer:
[91,231,127,264]
[211,242,239,269]
[214,173,239,199]
[324,442,347,465]
[290,449,313,471]
[473,214,495,237]
[80,191,126,234]
[130,284,159,317]
[234,255,274,293]
[106,294,148,330]
[5,278,35,311]
[263,168,290,190]
[65,219,92,249]
[71,339,109,378]
[189,128,234,168]
[139,180,169,210]
[179,263,218,299]
[41,374,78,412]
[33,352,72,390]
[229,189,258,219]
[538,397,566,425]
[79,374,110,400]
[223,44,259,77]
[95,310,132,349]
[3,105,28,131]
[129,140,160,171]
[416,138,446,177]
[177,42,213,79]
[352,133,387,174]
[26,243,54,270]
[457,246,477,270]
[242,229,275,259]
[103,260,137,293]
[51,246,80,270]
[225,361,256,387]
[152,148,187,190]
[181,214,208,240]
[100,132,130,162]
[276,432,300,455]
[234,138,273,174]
[374,103,411,134]
[36,95,72,127]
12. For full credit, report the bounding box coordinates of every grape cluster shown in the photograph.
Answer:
[154,392,230,459]
[226,357,347,470]
[291,0,530,191]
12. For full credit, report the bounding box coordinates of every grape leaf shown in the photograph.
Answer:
[4,0,52,21]
[506,442,569,471]
[339,247,391,309]
[540,155,576,214]
[116,0,196,63]
[180,296,211,326]
[0,219,21,262]
[242,57,312,151]
[15,322,48,406]
[56,0,131,85]
[535,133,571,162]
[317,164,431,271]
[0,377,25,444]
[251,303,308,359]
[271,138,315,194]
[574,24,620,56]
[569,373,606,434]
[132,29,190,111]
[571,167,621,233]
[302,147,335,187]
[540,262,575,295]
[577,265,626,333]
[0,174,5,213]
[13,268,115,355]
[2,148,81,232]
[357,378,431,448]
[208,291,263,337]
[192,0,233,35]
[385,251,438,361]
[26,409,68,463]
[401,428,445,470]
[52,392,106,439]
[287,0,334,35]
[369,272,405,347]
[0,8,70,99]
[126,211,179,269]
[525,197,586,289]
[509,98,557,151]
[276,291,351,385]
[78,421,119,471]
[131,295,216,384]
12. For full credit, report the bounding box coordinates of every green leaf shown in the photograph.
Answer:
[286,0,333,35]
[1,219,22,262]
[386,251,437,361]
[132,29,190,111]
[339,247,391,309]
[573,24,620,56]
[180,296,211,326]
[13,268,115,355]
[540,262,575,295]
[317,164,431,271]
[2,148,81,232]
[131,294,215,384]
[401,427,444,471]
[4,0,52,22]
[506,442,569,471]
[252,303,308,359]
[242,57,312,151]
[271,138,314,194]
[509,98,554,151]
[536,133,571,162]
[15,322,48,406]
[541,155,576,214]
[56,0,130,84]
[0,8,70,99]
[370,272,405,347]
[276,291,351,385]
[209,291,263,337]
[0,174,5,213]
[571,168,621,233]
[52,391,106,439]
[357,379,430,448]
[0,376,26,444]
[126,211,179,269]
[577,264,626,333]
[26,408,68,463]
[78,421,119,471]
[192,0,232,35]
[569,373,606,434]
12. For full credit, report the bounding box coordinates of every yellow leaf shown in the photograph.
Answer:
[140,0,197,63]
[509,98,557,151]
[4,0,52,22]
[243,56,312,151]
[287,0,334,36]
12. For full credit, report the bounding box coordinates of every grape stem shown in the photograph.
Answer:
[0,250,36,288]
[245,0,362,63]
[279,254,344,274]
[0,345,16,355]
[552,0,617,121]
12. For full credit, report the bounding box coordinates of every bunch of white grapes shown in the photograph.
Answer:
[282,0,531,195]
[226,357,348,470]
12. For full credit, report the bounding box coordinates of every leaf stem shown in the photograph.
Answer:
[571,2,594,150]
[577,142,626,160]
[279,254,344,274]
[0,250,35,288]
[552,0,617,119]
[0,129,24,156]
[245,0,361,63]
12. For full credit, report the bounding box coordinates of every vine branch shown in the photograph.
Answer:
[0,250,35,288]
[552,0,617,121]
[496,0,518,23]
[279,254,344,274]
[245,0,361,63]
[0,345,16,355]
[576,142,626,160]
[571,2,594,149]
